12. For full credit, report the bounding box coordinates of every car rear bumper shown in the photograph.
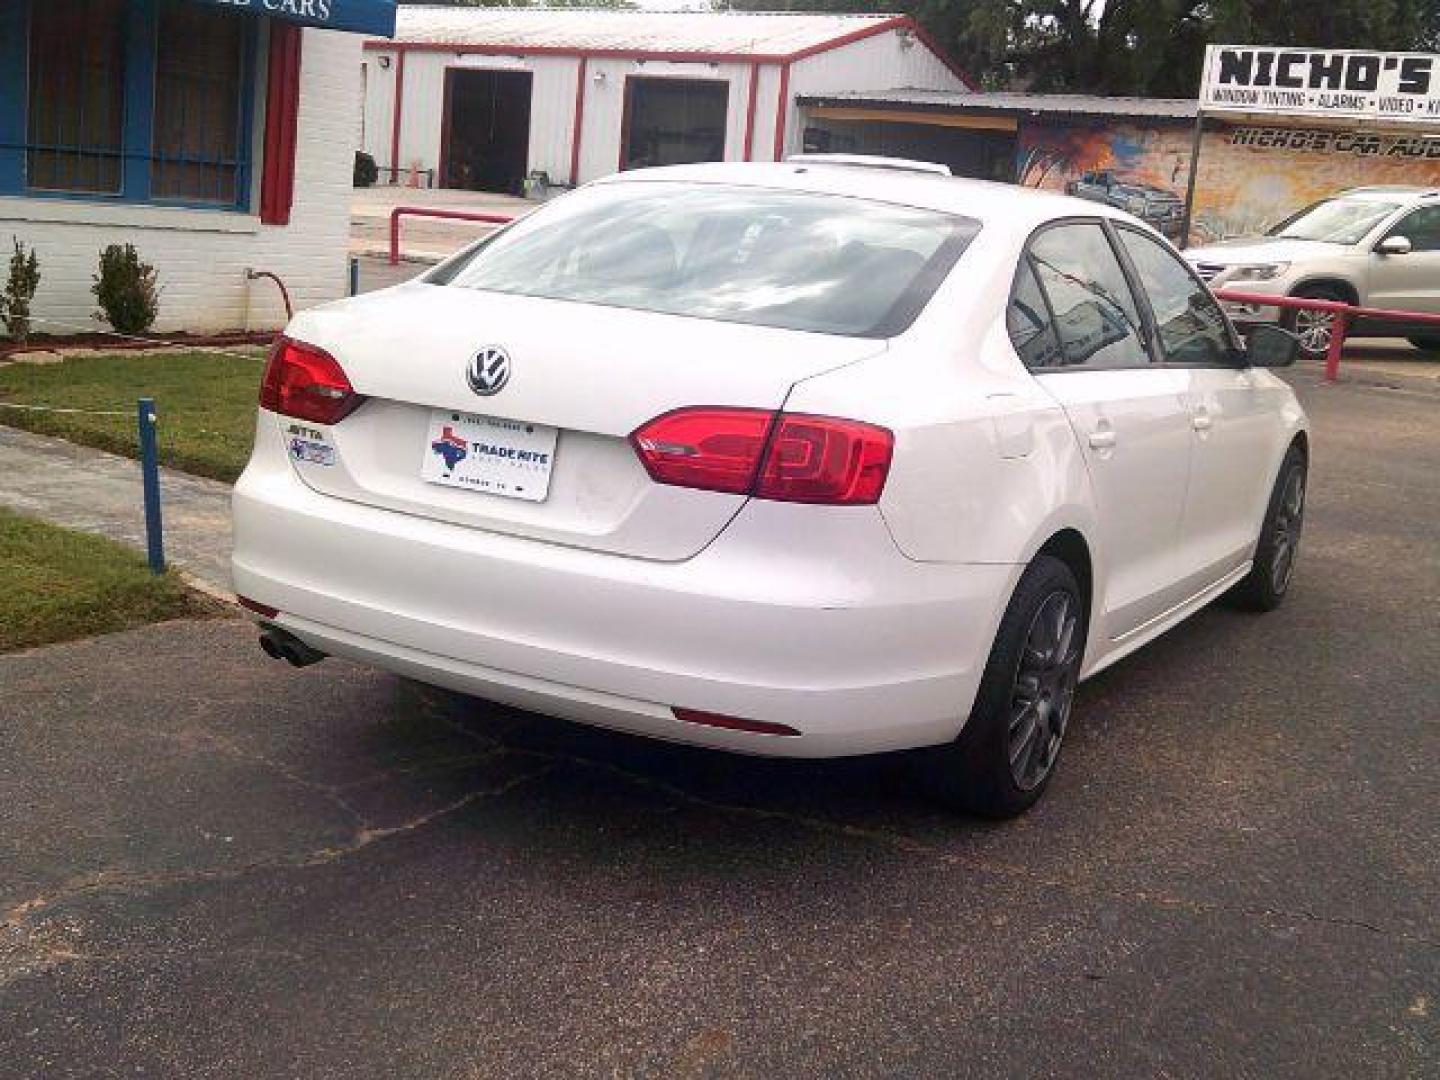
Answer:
[231,414,1016,758]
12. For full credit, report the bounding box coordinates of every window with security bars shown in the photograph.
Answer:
[9,0,255,210]
[152,2,250,205]
[26,0,127,195]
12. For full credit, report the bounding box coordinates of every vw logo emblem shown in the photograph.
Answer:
[467,346,511,397]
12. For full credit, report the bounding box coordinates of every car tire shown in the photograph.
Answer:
[1407,335,1440,352]
[1227,444,1307,612]
[1282,286,1348,358]
[920,556,1085,818]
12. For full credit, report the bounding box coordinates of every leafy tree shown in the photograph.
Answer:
[716,0,1440,96]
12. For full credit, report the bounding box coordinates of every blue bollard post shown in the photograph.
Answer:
[348,256,360,297]
[137,397,165,574]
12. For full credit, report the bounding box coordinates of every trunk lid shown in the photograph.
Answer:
[276,283,886,561]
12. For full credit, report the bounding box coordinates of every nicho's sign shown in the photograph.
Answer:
[1200,45,1440,124]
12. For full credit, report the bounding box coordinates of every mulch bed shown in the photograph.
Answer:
[1,330,275,360]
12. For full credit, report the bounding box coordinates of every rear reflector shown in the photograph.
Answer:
[672,708,801,737]
[259,336,363,425]
[631,407,892,505]
[236,595,279,619]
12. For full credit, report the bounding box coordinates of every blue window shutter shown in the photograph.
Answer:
[0,2,27,194]
[121,0,159,202]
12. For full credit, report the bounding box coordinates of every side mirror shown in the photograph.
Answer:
[1377,235,1412,256]
[1246,324,1301,368]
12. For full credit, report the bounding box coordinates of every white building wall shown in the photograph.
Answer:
[374,50,580,185]
[367,28,969,187]
[748,63,783,165]
[0,28,362,334]
[577,58,752,184]
[782,31,970,158]
[362,50,397,171]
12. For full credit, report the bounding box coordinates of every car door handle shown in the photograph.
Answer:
[1087,429,1117,450]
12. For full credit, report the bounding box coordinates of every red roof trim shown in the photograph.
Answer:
[782,15,907,63]
[361,16,973,86]
[368,42,792,64]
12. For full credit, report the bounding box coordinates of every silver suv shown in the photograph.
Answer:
[1185,186,1440,355]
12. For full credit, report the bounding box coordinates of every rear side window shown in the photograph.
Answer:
[1386,205,1440,252]
[1007,259,1063,369]
[1028,222,1151,369]
[433,182,981,338]
[1117,228,1234,366]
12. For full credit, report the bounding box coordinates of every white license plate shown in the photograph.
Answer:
[421,409,558,502]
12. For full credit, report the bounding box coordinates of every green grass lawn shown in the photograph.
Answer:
[0,507,215,652]
[0,350,265,483]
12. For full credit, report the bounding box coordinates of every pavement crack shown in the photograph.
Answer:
[332,751,506,791]
[0,762,555,936]
[1238,905,1437,948]
[202,729,373,828]
[131,724,372,829]
[492,741,1440,953]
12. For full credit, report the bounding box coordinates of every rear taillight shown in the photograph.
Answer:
[630,407,892,505]
[758,414,893,505]
[259,336,363,425]
[629,407,774,495]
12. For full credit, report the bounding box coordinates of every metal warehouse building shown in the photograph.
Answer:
[361,8,972,193]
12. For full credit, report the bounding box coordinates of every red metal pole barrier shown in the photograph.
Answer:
[1214,289,1440,384]
[389,207,514,266]
[1324,311,1349,384]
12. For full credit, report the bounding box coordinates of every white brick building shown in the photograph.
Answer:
[363,10,972,195]
[0,0,396,335]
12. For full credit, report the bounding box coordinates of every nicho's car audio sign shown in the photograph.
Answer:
[1200,44,1440,124]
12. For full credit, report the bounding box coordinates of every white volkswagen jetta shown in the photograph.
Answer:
[233,161,1309,816]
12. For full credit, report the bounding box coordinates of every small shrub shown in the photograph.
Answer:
[354,150,379,188]
[92,244,159,336]
[2,237,41,344]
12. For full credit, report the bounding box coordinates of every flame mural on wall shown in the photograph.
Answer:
[1017,119,1440,245]
[1017,124,1192,196]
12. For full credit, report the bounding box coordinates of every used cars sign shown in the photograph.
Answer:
[1200,44,1440,123]
[194,0,397,37]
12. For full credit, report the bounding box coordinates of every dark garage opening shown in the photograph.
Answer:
[442,69,532,194]
[622,78,728,171]
[802,119,1017,182]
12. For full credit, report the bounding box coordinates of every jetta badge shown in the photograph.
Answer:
[467,346,511,397]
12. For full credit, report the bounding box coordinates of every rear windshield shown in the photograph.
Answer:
[430,182,980,337]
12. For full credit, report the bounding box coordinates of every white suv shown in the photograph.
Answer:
[233,162,1309,816]
[1186,185,1440,355]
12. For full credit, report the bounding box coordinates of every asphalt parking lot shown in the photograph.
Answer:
[2,370,1436,1078]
